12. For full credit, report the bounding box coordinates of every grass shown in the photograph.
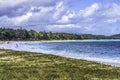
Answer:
[0,49,120,80]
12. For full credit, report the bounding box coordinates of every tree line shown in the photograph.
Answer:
[0,27,117,41]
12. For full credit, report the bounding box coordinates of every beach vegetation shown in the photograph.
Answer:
[0,28,116,41]
[0,49,120,80]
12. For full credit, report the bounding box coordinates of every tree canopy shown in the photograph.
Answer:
[0,27,117,41]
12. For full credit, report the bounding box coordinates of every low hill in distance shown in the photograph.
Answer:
[0,27,119,41]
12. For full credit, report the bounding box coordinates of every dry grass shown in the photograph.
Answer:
[0,49,120,80]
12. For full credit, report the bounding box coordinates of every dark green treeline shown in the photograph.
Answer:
[0,28,117,41]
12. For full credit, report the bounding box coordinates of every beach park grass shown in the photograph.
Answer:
[0,49,120,80]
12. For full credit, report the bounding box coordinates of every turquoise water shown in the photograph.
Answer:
[1,40,120,66]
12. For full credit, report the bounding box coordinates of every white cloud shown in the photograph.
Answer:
[103,3,120,18]
[102,3,120,23]
[0,0,57,9]
[0,16,13,26]
[105,18,119,23]
[0,0,26,8]
[79,3,100,17]
[29,0,57,7]
[0,1,120,35]
[58,11,76,23]
[47,24,79,30]
[0,12,33,26]
[13,12,33,25]
[28,7,54,24]
[53,2,65,20]
[84,25,93,31]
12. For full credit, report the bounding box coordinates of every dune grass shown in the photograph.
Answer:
[0,49,120,80]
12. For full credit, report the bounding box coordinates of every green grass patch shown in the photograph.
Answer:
[0,49,120,80]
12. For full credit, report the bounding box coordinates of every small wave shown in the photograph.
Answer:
[0,41,120,66]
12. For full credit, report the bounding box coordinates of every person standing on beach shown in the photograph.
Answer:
[15,44,18,48]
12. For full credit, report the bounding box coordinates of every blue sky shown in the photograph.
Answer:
[0,0,120,35]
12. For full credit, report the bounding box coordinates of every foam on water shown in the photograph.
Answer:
[0,40,120,66]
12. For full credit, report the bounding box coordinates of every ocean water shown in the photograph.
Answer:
[0,40,120,66]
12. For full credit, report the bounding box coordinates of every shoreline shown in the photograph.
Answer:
[1,39,120,43]
[0,48,120,67]
[0,40,120,67]
[1,48,120,67]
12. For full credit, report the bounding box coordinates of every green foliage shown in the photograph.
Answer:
[0,27,117,41]
[0,49,120,80]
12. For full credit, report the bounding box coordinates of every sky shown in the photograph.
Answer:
[0,0,120,35]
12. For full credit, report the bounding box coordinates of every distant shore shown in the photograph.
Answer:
[1,39,120,42]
